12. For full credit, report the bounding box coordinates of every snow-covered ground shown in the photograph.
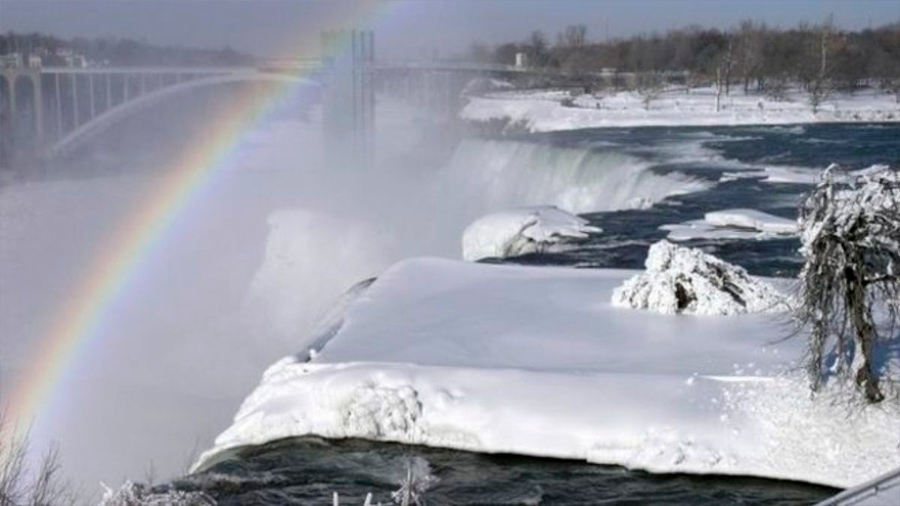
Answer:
[461,206,600,262]
[662,208,798,241]
[462,87,900,132]
[196,257,899,489]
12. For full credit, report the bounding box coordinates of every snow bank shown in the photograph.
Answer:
[195,258,899,488]
[462,88,900,132]
[662,209,797,242]
[612,240,788,315]
[461,206,600,261]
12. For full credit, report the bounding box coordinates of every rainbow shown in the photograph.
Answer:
[2,0,390,446]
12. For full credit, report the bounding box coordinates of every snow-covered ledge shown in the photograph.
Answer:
[194,258,898,488]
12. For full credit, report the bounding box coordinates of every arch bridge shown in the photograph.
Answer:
[0,31,539,169]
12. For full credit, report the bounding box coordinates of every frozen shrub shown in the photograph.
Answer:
[796,165,900,403]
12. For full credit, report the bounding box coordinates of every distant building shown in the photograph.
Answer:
[65,55,87,68]
[27,55,42,68]
[515,52,528,68]
[0,53,23,68]
[54,48,88,68]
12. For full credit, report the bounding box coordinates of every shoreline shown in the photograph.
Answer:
[461,87,900,133]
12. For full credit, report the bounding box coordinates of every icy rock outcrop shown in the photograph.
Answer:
[612,240,787,315]
[462,206,601,262]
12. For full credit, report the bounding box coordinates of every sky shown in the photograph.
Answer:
[1,0,899,59]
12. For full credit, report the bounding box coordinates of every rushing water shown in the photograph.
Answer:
[173,437,837,505]
[167,123,898,505]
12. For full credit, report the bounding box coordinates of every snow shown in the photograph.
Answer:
[662,209,798,242]
[799,166,900,258]
[461,206,600,261]
[611,240,788,315]
[99,481,214,506]
[195,257,899,489]
[462,87,900,132]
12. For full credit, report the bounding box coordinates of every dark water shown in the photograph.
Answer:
[174,437,837,505]
[171,123,898,505]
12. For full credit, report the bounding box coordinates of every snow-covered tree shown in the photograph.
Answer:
[797,165,900,403]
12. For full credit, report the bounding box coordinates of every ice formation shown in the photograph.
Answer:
[661,208,798,242]
[612,240,788,315]
[461,206,600,261]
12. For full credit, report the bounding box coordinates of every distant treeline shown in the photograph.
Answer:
[0,32,254,67]
[467,20,900,92]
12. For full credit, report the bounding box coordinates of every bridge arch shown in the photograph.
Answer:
[49,73,318,158]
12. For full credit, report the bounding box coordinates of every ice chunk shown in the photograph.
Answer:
[461,206,600,262]
[661,208,797,241]
[704,209,797,235]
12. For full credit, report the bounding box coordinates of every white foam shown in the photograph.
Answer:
[442,139,711,214]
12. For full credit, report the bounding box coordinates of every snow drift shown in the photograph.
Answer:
[612,240,787,315]
[195,258,899,488]
[461,206,600,262]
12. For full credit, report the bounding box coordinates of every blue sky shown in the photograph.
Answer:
[2,0,898,58]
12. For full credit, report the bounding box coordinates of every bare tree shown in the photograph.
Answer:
[808,17,833,113]
[713,39,733,112]
[0,415,76,506]
[558,25,587,48]
[796,166,900,403]
[636,72,663,110]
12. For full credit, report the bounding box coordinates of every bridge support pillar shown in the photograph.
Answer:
[33,73,43,147]
[321,29,375,171]
[55,73,63,140]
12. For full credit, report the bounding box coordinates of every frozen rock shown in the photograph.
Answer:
[612,240,788,315]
